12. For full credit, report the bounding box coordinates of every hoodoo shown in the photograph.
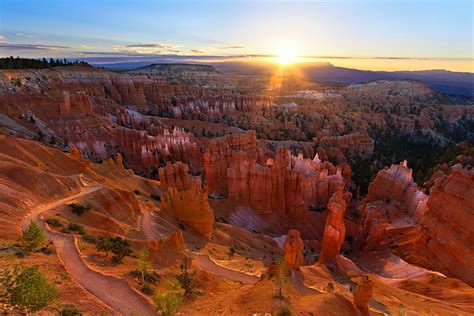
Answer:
[319,184,347,264]
[283,229,305,270]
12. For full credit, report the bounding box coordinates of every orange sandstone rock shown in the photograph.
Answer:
[358,161,428,251]
[116,153,124,168]
[283,229,305,270]
[160,187,214,238]
[353,275,373,315]
[69,144,82,159]
[414,166,474,286]
[158,162,192,191]
[319,184,346,264]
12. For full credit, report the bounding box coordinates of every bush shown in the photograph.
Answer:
[60,227,72,234]
[68,203,91,216]
[38,245,55,255]
[67,223,85,235]
[150,194,161,201]
[45,218,63,228]
[82,235,97,244]
[153,292,182,316]
[95,237,132,263]
[0,264,58,312]
[177,256,195,296]
[275,307,293,316]
[141,283,154,296]
[178,222,185,230]
[135,248,153,283]
[327,282,334,291]
[129,269,159,284]
[58,304,82,315]
[133,189,141,195]
[21,222,48,252]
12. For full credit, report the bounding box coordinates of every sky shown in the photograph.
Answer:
[0,0,473,72]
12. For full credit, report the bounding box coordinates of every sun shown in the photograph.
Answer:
[274,47,298,65]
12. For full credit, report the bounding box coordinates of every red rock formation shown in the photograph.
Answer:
[358,161,428,251]
[352,275,374,315]
[167,229,186,251]
[69,144,82,159]
[414,166,474,286]
[204,131,262,198]
[367,160,428,220]
[160,187,214,238]
[227,148,346,219]
[112,126,201,175]
[283,229,305,270]
[60,91,93,115]
[116,153,124,168]
[319,184,346,264]
[158,161,201,191]
[318,133,374,159]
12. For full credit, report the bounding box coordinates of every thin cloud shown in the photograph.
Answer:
[13,33,34,38]
[216,45,244,49]
[0,42,70,51]
[125,43,171,48]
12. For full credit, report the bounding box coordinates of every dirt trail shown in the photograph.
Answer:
[25,185,157,315]
[194,254,259,285]
[21,185,102,230]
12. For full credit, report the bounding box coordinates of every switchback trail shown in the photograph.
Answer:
[25,185,157,315]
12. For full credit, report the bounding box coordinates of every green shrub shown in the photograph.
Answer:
[60,227,72,234]
[67,223,85,235]
[141,283,154,296]
[177,256,195,296]
[82,235,97,244]
[135,248,153,283]
[129,269,159,284]
[275,306,293,316]
[153,292,182,316]
[58,304,82,315]
[0,264,58,312]
[68,203,91,216]
[21,222,47,252]
[45,218,63,228]
[95,237,132,263]
[327,282,334,291]
[38,245,55,255]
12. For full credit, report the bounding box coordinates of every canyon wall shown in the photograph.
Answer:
[414,166,474,286]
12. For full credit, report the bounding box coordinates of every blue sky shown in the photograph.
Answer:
[0,0,472,71]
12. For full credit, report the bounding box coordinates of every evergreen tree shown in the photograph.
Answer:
[0,265,58,313]
[21,222,47,252]
[135,248,153,283]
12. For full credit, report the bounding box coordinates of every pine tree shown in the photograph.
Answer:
[135,248,153,283]
[21,222,47,252]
